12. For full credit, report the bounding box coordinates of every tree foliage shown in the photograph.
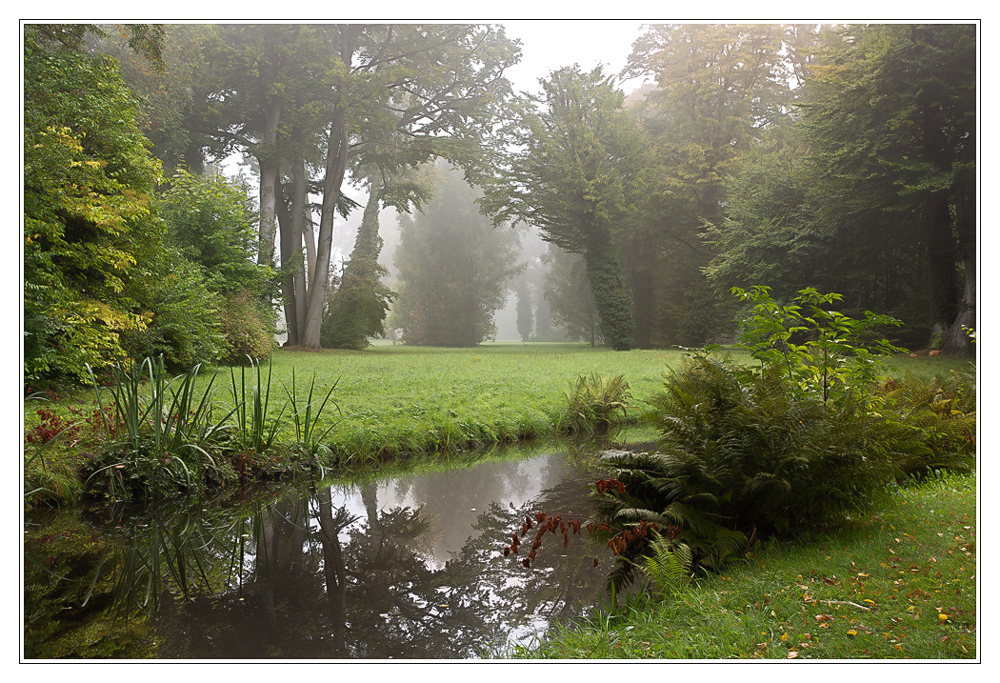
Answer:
[478,66,647,350]
[24,27,164,382]
[619,24,805,347]
[797,23,976,353]
[321,192,397,349]
[157,168,275,365]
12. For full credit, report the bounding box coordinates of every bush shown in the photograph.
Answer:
[626,355,898,531]
[120,253,226,371]
[218,291,276,365]
[591,287,918,582]
[881,368,977,478]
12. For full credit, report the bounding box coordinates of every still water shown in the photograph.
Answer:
[24,447,613,659]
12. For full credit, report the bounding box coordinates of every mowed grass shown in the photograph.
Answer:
[512,471,977,660]
[264,342,683,457]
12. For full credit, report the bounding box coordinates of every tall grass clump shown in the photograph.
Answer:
[84,356,234,501]
[283,369,342,474]
[559,372,633,435]
[227,358,285,455]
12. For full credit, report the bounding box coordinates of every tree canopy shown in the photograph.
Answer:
[478,66,648,350]
[22,21,978,385]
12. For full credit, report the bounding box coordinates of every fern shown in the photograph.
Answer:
[641,537,692,598]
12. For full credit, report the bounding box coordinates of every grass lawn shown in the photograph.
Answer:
[512,471,978,660]
[267,342,683,453]
[23,343,686,503]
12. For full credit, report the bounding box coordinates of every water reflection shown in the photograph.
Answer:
[25,447,611,659]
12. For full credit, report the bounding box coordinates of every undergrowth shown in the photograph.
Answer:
[512,471,976,660]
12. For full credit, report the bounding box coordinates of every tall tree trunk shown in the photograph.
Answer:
[277,156,312,348]
[303,108,349,348]
[925,191,958,348]
[302,26,360,349]
[584,242,634,351]
[942,167,976,355]
[276,180,299,346]
[257,96,282,269]
[291,157,310,343]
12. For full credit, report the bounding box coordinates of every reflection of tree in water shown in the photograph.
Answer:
[437,473,608,655]
[26,451,611,659]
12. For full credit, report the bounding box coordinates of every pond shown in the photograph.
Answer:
[24,444,617,659]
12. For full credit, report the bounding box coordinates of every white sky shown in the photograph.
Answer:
[499,20,650,95]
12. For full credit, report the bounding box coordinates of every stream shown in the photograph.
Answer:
[23,444,616,659]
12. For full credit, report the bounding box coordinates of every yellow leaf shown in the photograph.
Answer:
[846,630,858,636]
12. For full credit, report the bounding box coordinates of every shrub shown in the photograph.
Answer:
[218,291,276,365]
[624,354,898,533]
[881,368,977,478]
[590,287,914,583]
[119,253,226,371]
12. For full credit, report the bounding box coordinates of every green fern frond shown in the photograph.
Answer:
[641,537,692,598]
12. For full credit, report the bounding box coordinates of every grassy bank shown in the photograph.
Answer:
[511,471,977,660]
[271,343,679,455]
[23,344,684,505]
[23,343,975,506]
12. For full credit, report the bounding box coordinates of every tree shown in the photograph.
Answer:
[394,163,522,347]
[320,190,396,349]
[478,66,647,350]
[297,25,520,349]
[799,23,976,353]
[157,168,275,363]
[158,168,267,297]
[178,25,520,350]
[514,279,534,343]
[24,25,165,382]
[620,24,803,346]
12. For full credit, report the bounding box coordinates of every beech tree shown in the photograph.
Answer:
[478,66,647,350]
[799,23,976,354]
